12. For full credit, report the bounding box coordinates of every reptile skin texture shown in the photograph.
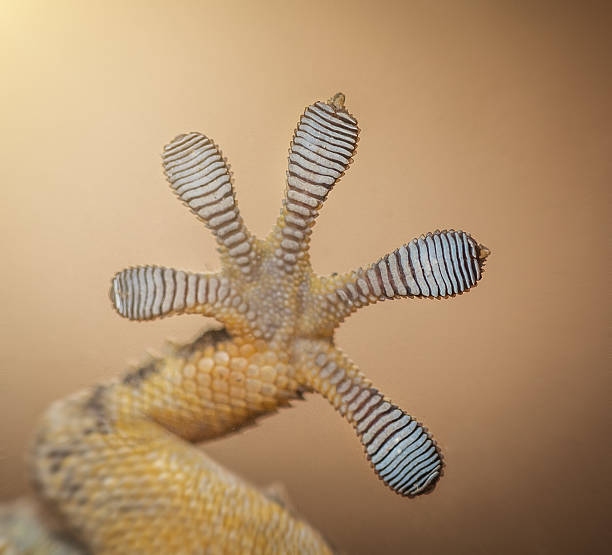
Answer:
[22,93,489,554]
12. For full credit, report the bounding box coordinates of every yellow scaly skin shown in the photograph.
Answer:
[28,93,489,553]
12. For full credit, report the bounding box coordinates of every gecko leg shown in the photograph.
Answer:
[32,329,331,552]
[30,92,490,552]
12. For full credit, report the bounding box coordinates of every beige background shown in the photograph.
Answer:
[1,1,610,553]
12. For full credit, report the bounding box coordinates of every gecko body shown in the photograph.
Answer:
[29,93,489,553]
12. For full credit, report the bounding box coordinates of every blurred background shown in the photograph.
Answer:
[1,1,609,553]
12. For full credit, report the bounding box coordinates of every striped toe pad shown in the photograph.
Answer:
[369,230,488,300]
[276,98,359,272]
[162,133,234,223]
[353,391,442,496]
[110,266,207,321]
[161,133,254,273]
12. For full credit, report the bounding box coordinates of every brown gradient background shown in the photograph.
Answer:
[1,1,610,553]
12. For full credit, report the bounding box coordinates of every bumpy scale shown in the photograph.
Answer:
[32,93,490,553]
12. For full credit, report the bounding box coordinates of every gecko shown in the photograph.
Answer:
[19,93,489,553]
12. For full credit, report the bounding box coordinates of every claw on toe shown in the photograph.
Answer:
[328,92,345,110]
[478,244,491,260]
